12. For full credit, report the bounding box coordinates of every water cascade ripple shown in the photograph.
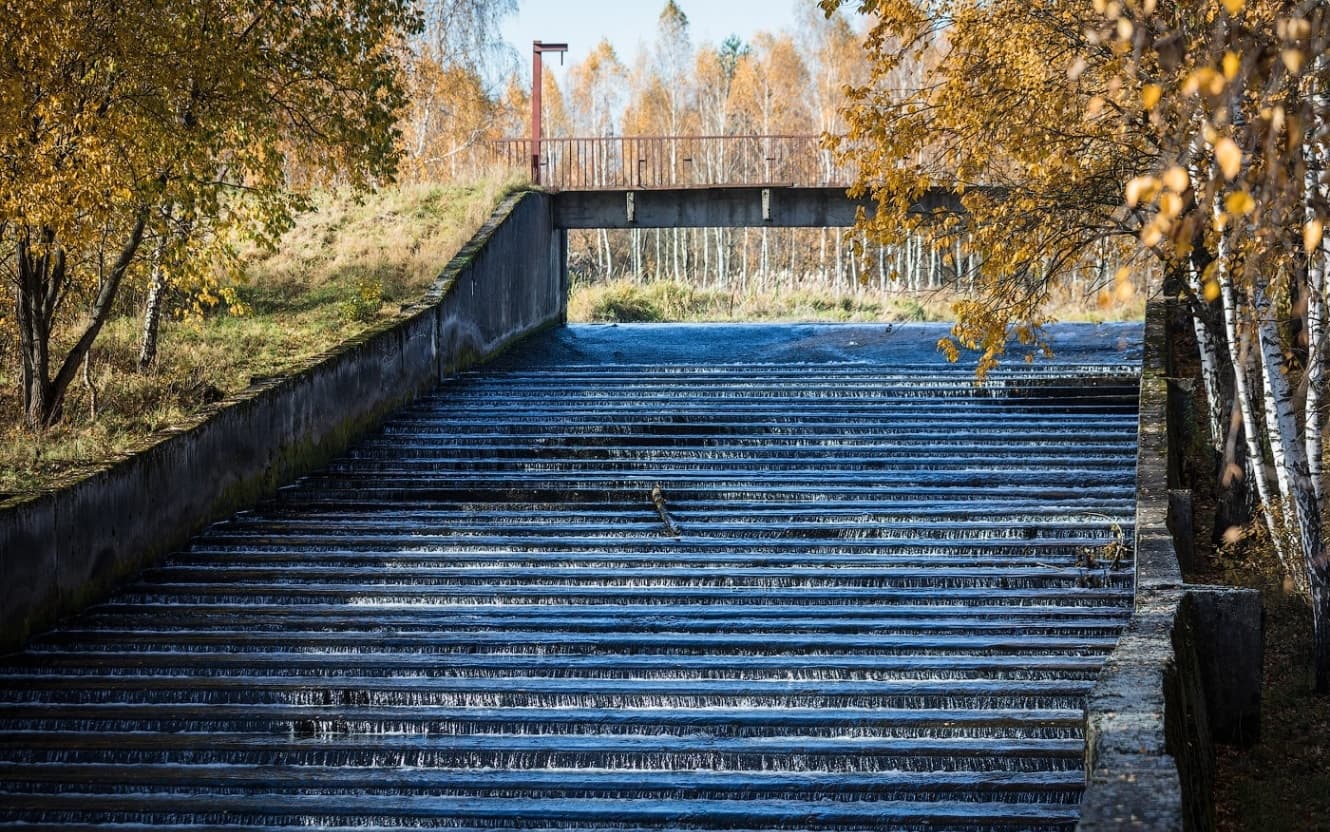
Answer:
[0,322,1143,831]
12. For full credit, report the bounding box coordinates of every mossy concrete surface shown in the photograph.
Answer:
[1078,300,1263,832]
[0,191,565,654]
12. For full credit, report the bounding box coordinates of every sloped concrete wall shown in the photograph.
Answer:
[0,190,563,653]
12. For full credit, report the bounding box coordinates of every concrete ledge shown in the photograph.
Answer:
[0,190,565,654]
[1078,300,1263,831]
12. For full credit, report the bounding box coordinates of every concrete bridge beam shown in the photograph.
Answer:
[551,186,965,229]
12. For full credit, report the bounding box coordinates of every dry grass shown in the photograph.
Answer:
[0,177,520,495]
[569,278,1146,324]
[1214,572,1330,831]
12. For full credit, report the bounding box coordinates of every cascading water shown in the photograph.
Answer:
[0,322,1142,831]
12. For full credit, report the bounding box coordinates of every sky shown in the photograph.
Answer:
[499,0,806,82]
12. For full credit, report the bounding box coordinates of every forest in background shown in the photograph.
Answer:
[406,1,1148,304]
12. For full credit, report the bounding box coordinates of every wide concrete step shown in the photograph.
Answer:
[0,703,1083,735]
[0,793,1082,830]
[0,763,1086,799]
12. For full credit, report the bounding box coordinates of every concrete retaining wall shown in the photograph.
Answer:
[0,190,564,654]
[1078,300,1263,831]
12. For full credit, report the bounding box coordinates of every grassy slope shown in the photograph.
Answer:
[0,179,517,494]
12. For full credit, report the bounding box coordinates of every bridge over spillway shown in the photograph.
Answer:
[0,322,1144,830]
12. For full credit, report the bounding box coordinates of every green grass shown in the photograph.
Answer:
[0,178,520,495]
[568,279,950,323]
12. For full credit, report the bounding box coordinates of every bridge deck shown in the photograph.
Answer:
[0,323,1142,831]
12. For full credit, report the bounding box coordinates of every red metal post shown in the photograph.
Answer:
[531,41,567,186]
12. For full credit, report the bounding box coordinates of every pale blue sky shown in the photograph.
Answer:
[500,0,808,80]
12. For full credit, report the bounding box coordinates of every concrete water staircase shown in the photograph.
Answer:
[0,322,1142,830]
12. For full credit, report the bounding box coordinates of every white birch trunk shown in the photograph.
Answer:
[702,228,710,288]
[1257,276,1330,692]
[1218,238,1294,574]
[1186,260,1227,451]
[1303,58,1328,502]
[820,228,827,286]
[834,232,842,290]
[1254,281,1311,526]
[741,228,749,293]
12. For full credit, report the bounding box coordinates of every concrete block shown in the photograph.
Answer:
[1183,585,1263,747]
[0,495,59,653]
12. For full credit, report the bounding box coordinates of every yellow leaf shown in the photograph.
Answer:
[1116,279,1137,301]
[1281,17,1311,39]
[1162,165,1189,192]
[1221,0,1244,14]
[1114,266,1132,284]
[1142,84,1162,110]
[1097,289,1113,309]
[1203,279,1221,302]
[1222,51,1241,80]
[1125,175,1158,207]
[1224,190,1255,215]
[1306,219,1325,252]
[1215,138,1242,179]
[1281,49,1305,74]
[1159,191,1183,217]
[1184,67,1225,97]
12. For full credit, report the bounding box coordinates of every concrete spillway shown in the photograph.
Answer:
[0,322,1142,830]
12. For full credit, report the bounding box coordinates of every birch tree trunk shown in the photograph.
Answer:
[1186,260,1227,451]
[1254,277,1330,691]
[1218,237,1292,574]
[1303,59,1328,504]
[137,259,168,371]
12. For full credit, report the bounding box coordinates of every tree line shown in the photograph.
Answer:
[401,1,1140,297]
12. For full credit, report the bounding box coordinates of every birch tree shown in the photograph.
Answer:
[1,0,418,429]
[824,0,1330,692]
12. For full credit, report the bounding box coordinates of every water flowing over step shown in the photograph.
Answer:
[0,322,1142,831]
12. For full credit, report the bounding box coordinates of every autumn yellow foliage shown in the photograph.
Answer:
[823,0,1330,691]
[0,0,418,429]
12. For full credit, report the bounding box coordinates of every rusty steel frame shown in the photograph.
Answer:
[530,41,569,186]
